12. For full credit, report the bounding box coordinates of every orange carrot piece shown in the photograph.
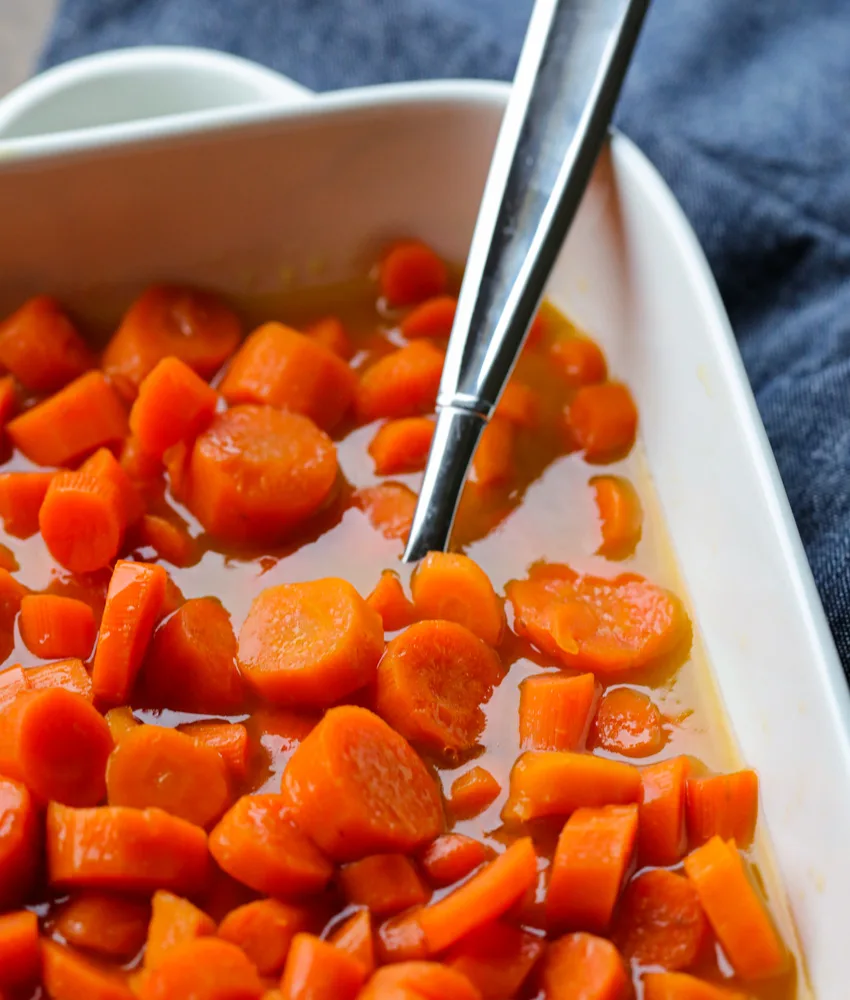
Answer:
[547,804,639,933]
[686,771,759,848]
[0,374,17,428]
[589,687,666,758]
[642,972,750,1000]
[25,656,93,700]
[0,472,53,538]
[41,939,134,1000]
[0,910,39,989]
[38,468,125,573]
[47,802,210,895]
[375,620,502,754]
[179,721,250,780]
[366,569,417,632]
[19,594,96,660]
[80,446,144,526]
[186,406,338,544]
[400,294,457,339]
[445,921,544,1000]
[518,672,597,752]
[329,909,375,975]
[494,382,539,429]
[0,296,94,392]
[359,961,481,1000]
[449,767,502,819]
[144,890,216,970]
[92,560,166,705]
[0,665,28,711]
[419,835,491,888]
[138,513,197,567]
[104,706,138,743]
[0,776,38,908]
[54,891,150,960]
[139,937,264,1000]
[354,481,418,541]
[209,793,332,896]
[119,434,162,483]
[567,382,638,462]
[280,933,366,1000]
[410,551,505,646]
[539,932,629,1000]
[549,337,607,387]
[246,708,318,793]
[220,322,357,432]
[375,909,428,965]
[103,285,242,399]
[282,705,443,862]
[379,242,449,308]
[142,597,242,713]
[0,688,112,805]
[418,838,536,954]
[355,341,445,423]
[638,756,690,867]
[7,371,129,468]
[506,565,690,674]
[219,899,311,977]
[368,416,435,475]
[683,837,787,980]
[501,751,641,823]
[591,476,643,558]
[340,854,430,916]
[613,869,709,971]
[470,418,515,488]
[305,316,354,360]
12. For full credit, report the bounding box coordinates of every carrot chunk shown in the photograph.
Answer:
[549,337,607,387]
[449,767,501,819]
[686,771,759,848]
[329,909,375,975]
[410,552,505,646]
[305,316,354,360]
[280,933,366,1000]
[502,751,641,823]
[355,341,445,422]
[47,802,210,895]
[359,961,480,1000]
[446,921,544,1000]
[375,910,428,965]
[0,471,54,538]
[0,296,94,392]
[186,406,338,544]
[139,937,264,1000]
[282,705,443,862]
[138,513,198,567]
[547,804,639,933]
[92,560,166,705]
[0,775,38,907]
[366,569,417,632]
[219,899,311,977]
[368,416,435,475]
[19,594,97,660]
[0,910,39,989]
[0,688,112,805]
[144,890,216,970]
[209,793,332,897]
[379,242,449,308]
[340,854,430,916]
[220,323,356,432]
[683,836,787,979]
[506,565,690,673]
[54,891,150,960]
[567,382,638,462]
[120,434,162,483]
[129,356,219,458]
[589,686,666,758]
[375,620,503,754]
[642,972,750,1000]
[80,446,144,526]
[419,834,491,888]
[26,654,93,700]
[103,285,242,398]
[7,371,129,468]
[493,382,538,429]
[42,939,134,1000]
[354,481,418,541]
[470,418,515,487]
[638,756,690,867]
[401,294,457,339]
[39,468,125,573]
[591,475,643,558]
[519,672,597,751]
[539,932,629,1000]
[179,721,250,780]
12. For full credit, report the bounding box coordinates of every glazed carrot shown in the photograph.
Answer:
[686,771,759,848]
[0,688,112,805]
[80,446,144,526]
[120,434,162,483]
[547,805,638,933]
[104,706,139,743]
[446,921,544,1000]
[0,374,17,428]
[209,793,332,897]
[179,721,250,779]
[41,939,134,1000]
[418,838,536,954]
[340,854,430,916]
[186,406,338,544]
[247,708,318,791]
[142,597,243,713]
[54,891,150,960]
[219,900,311,977]
[612,869,708,971]
[379,242,448,308]
[588,687,666,758]
[0,776,38,907]
[220,323,357,432]
[470,418,515,488]
[642,972,750,1000]
[366,569,417,632]
[400,294,457,339]
[0,665,28,711]
[494,382,539,429]
[355,341,445,422]
[591,476,643,558]
[638,756,690,867]
[38,468,125,573]
[354,481,418,541]
[106,725,232,828]
[19,594,96,660]
[305,316,354,360]
[539,932,629,1000]
[47,803,210,895]
[375,620,503,754]
[501,751,641,823]
[92,560,167,705]
[518,672,597,751]
[138,513,197,567]
[410,551,505,646]
[329,909,375,975]
[506,565,690,673]
[0,910,38,989]
[0,471,53,538]
[683,837,787,979]
[103,285,242,398]
[419,834,491,888]
[549,336,607,387]
[368,416,435,475]
[0,296,94,392]
[7,371,129,468]
[359,962,481,1000]
[566,382,638,462]
[280,933,366,1000]
[282,706,443,861]
[144,890,216,970]
[449,767,502,819]
[139,938,264,1000]
[25,656,93,699]
[375,909,428,964]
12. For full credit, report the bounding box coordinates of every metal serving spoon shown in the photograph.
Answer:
[402,0,649,562]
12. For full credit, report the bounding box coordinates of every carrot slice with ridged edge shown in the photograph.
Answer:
[42,939,135,1000]
[445,921,544,1000]
[130,355,219,458]
[0,909,39,990]
[0,775,38,909]
[356,341,445,423]
[53,891,150,961]
[144,890,216,971]
[19,594,96,660]
[539,932,629,1000]
[411,551,505,646]
[330,909,375,975]
[638,756,690,867]
[138,937,264,1000]
[0,471,54,538]
[339,854,430,916]
[588,686,666,758]
[368,416,435,474]
[359,961,481,1000]
[449,767,501,819]
[518,672,597,751]
[366,569,417,632]
[379,241,448,308]
[280,933,367,1000]
[686,770,759,848]
[0,296,94,392]
[591,475,643,558]
[39,468,125,573]
[218,899,312,976]
[80,446,144,526]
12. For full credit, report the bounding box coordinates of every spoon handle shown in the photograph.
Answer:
[403,0,649,562]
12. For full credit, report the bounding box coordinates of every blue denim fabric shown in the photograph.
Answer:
[40,0,850,672]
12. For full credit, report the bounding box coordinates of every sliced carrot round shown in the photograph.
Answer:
[368,416,435,475]
[39,469,125,573]
[19,593,97,660]
[567,382,638,462]
[518,672,598,752]
[591,475,643,559]
[549,336,608,387]
[638,756,690,868]
[138,937,264,1000]
[588,687,666,758]
[685,770,759,848]
[379,242,449,308]
[359,961,480,1000]
[539,932,629,1000]
[411,551,505,646]
[355,341,445,423]
[0,295,94,393]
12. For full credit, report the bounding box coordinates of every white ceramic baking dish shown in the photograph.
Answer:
[0,51,846,997]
